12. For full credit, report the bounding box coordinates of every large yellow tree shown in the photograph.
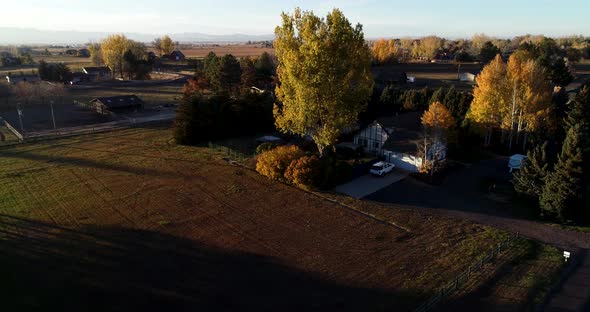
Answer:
[466,54,508,145]
[372,38,399,64]
[101,34,146,79]
[467,53,551,148]
[274,8,374,156]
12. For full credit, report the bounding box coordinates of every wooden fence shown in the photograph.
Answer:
[2,118,24,141]
[207,142,255,163]
[414,233,519,312]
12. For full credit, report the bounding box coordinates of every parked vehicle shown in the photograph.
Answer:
[508,154,527,173]
[370,161,395,176]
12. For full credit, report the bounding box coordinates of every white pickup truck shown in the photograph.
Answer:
[370,161,395,176]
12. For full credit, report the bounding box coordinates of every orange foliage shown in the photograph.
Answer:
[284,155,321,189]
[255,145,304,182]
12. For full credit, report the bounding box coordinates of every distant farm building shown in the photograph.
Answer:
[82,66,112,81]
[69,72,89,85]
[5,74,41,84]
[168,50,186,62]
[459,72,476,82]
[77,49,91,57]
[91,95,144,115]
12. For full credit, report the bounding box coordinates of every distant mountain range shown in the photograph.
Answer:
[0,27,275,45]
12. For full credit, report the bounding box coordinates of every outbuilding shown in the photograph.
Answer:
[90,95,144,115]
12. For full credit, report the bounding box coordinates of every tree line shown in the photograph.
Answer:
[173,51,277,144]
[514,83,590,223]
[371,34,589,67]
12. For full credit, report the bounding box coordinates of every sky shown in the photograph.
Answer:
[1,0,589,38]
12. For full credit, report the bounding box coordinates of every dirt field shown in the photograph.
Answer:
[172,44,274,58]
[0,125,522,311]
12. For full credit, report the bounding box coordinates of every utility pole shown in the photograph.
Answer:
[50,100,56,130]
[16,102,24,134]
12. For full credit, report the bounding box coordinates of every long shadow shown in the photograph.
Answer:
[365,157,528,219]
[1,149,173,177]
[0,214,420,311]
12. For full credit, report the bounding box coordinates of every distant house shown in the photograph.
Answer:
[353,112,446,172]
[69,72,89,85]
[90,95,144,114]
[82,66,112,81]
[5,74,41,84]
[77,49,90,57]
[147,51,157,61]
[169,50,185,62]
[459,72,476,82]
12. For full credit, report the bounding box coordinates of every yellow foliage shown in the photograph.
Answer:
[256,145,304,181]
[274,8,373,156]
[466,54,508,130]
[372,39,399,64]
[284,155,320,188]
[421,101,456,131]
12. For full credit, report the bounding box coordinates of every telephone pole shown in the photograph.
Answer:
[50,100,56,130]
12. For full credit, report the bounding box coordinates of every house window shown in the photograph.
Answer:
[374,142,380,149]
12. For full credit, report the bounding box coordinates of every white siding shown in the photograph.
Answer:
[384,151,422,172]
[353,123,389,154]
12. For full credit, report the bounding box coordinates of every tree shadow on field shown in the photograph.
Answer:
[1,149,171,177]
[0,214,419,311]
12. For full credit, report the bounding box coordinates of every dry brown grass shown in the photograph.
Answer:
[0,126,512,310]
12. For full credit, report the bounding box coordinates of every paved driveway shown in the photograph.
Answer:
[335,170,409,199]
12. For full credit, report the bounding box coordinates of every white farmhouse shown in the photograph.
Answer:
[353,112,446,172]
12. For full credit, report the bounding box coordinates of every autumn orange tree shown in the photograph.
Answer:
[420,101,455,175]
[372,39,399,64]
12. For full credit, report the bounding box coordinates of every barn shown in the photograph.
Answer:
[90,95,144,115]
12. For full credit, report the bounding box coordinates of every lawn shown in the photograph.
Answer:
[0,126,566,310]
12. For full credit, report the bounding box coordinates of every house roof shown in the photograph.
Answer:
[90,95,144,109]
[170,50,185,58]
[376,111,422,132]
[379,112,424,155]
[82,66,111,74]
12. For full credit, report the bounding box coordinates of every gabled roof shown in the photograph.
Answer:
[377,112,424,154]
[376,111,422,131]
[90,95,144,109]
[82,66,111,74]
[170,50,185,58]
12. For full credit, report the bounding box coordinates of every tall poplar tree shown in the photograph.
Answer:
[274,8,373,156]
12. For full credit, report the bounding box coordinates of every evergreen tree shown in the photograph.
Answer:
[566,85,590,172]
[513,142,549,198]
[540,125,584,221]
[218,54,242,96]
[550,58,573,87]
[430,87,444,104]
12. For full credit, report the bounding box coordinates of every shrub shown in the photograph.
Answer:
[256,145,304,182]
[285,155,321,189]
